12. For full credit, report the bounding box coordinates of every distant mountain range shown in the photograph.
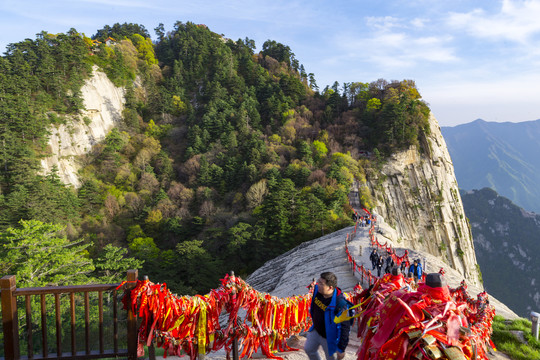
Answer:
[442,119,540,213]
[461,188,540,317]
[443,118,540,316]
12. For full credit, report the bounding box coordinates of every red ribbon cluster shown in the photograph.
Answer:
[354,273,496,360]
[344,210,496,359]
[345,224,378,286]
[116,207,497,360]
[118,274,312,359]
[450,281,497,352]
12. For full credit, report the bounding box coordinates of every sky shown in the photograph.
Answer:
[1,0,540,126]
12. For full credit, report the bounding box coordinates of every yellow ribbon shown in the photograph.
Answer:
[169,314,185,331]
[281,303,287,329]
[163,307,171,324]
[334,303,365,324]
[197,301,207,354]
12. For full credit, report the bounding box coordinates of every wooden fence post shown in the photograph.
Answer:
[1,275,20,360]
[126,270,138,360]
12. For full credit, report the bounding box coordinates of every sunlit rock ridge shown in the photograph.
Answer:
[363,113,482,287]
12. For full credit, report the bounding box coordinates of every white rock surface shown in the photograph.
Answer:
[40,66,125,187]
[365,113,482,287]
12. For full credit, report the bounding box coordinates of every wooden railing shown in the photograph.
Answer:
[1,270,139,360]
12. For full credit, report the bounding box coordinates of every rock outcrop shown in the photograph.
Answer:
[40,66,125,187]
[363,113,482,287]
[247,222,517,320]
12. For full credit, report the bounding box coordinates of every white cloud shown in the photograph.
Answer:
[365,15,457,69]
[366,16,403,31]
[332,21,458,71]
[411,18,427,28]
[447,0,540,44]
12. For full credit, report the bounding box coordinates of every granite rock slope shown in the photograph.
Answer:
[364,113,481,287]
[40,66,125,187]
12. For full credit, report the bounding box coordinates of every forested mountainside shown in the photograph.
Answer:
[0,22,431,294]
[462,187,540,317]
[442,119,540,214]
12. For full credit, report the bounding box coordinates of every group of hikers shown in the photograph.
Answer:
[352,211,373,227]
[304,212,427,360]
[303,209,493,360]
[369,248,423,282]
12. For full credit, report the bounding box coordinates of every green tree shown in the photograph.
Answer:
[93,23,150,41]
[226,222,254,273]
[312,140,328,163]
[176,240,222,292]
[128,237,159,260]
[297,140,313,165]
[94,244,144,283]
[259,178,296,255]
[0,220,94,287]
[130,33,158,66]
[366,98,382,111]
[261,40,295,68]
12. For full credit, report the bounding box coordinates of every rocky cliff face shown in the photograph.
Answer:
[364,113,482,287]
[40,66,125,187]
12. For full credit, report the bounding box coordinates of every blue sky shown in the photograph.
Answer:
[1,0,540,126]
